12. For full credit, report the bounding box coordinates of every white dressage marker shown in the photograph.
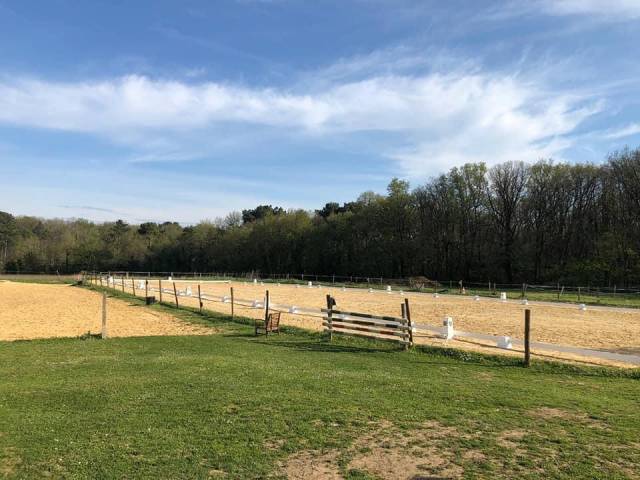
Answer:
[442,316,454,340]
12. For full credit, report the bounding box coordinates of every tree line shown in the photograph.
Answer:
[1,147,639,286]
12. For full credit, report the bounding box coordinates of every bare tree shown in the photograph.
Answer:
[486,161,529,282]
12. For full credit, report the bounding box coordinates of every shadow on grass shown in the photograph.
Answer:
[251,338,397,355]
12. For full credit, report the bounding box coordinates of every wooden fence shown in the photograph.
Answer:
[323,295,413,349]
[83,273,640,366]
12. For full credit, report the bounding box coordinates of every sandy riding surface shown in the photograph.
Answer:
[0,281,213,341]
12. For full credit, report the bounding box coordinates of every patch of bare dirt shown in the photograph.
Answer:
[281,449,342,480]
[207,468,227,478]
[497,430,527,456]
[528,407,608,429]
[1,447,21,476]
[349,447,463,480]
[281,420,467,480]
[462,449,487,462]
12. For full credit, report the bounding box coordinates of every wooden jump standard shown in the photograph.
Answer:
[322,295,413,349]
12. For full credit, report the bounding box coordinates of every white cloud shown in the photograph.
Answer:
[0,65,600,176]
[602,123,640,139]
[539,0,640,19]
[488,0,640,22]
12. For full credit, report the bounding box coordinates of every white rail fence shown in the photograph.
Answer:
[89,274,640,366]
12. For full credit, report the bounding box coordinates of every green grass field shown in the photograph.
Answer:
[1,288,639,479]
[0,274,77,285]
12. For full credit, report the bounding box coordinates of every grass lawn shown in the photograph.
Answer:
[1,288,639,479]
[0,275,77,285]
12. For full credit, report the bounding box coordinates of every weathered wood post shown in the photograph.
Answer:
[145,279,148,298]
[158,279,163,303]
[132,278,136,296]
[404,298,414,348]
[230,286,235,319]
[400,303,408,350]
[101,292,108,339]
[173,282,179,308]
[198,284,203,314]
[264,290,270,336]
[524,309,531,367]
[325,294,333,341]
[121,276,125,293]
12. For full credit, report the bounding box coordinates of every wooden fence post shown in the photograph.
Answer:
[145,279,148,298]
[101,292,108,339]
[132,278,136,296]
[230,286,235,318]
[198,284,203,313]
[524,309,531,367]
[173,282,179,308]
[264,290,270,335]
[326,294,333,341]
[99,275,103,287]
[121,276,125,293]
[400,303,408,350]
[404,298,413,347]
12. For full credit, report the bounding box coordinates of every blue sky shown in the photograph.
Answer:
[1,0,639,224]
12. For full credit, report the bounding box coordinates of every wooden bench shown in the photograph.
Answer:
[255,311,281,336]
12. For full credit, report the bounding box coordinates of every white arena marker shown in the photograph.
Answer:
[521,299,529,305]
[341,286,346,291]
[399,290,404,295]
[500,292,507,302]
[497,336,513,349]
[186,286,192,296]
[474,295,480,301]
[442,316,455,340]
[253,278,258,284]
[168,276,172,281]
[289,306,297,313]
[368,288,373,293]
[386,285,392,292]
[433,293,439,298]
[308,281,313,288]
[579,303,587,311]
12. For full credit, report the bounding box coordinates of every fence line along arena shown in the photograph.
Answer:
[91,273,640,368]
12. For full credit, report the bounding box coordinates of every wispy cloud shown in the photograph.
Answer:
[538,0,640,19]
[494,0,640,22]
[602,123,640,140]
[60,205,122,214]
[0,53,601,177]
